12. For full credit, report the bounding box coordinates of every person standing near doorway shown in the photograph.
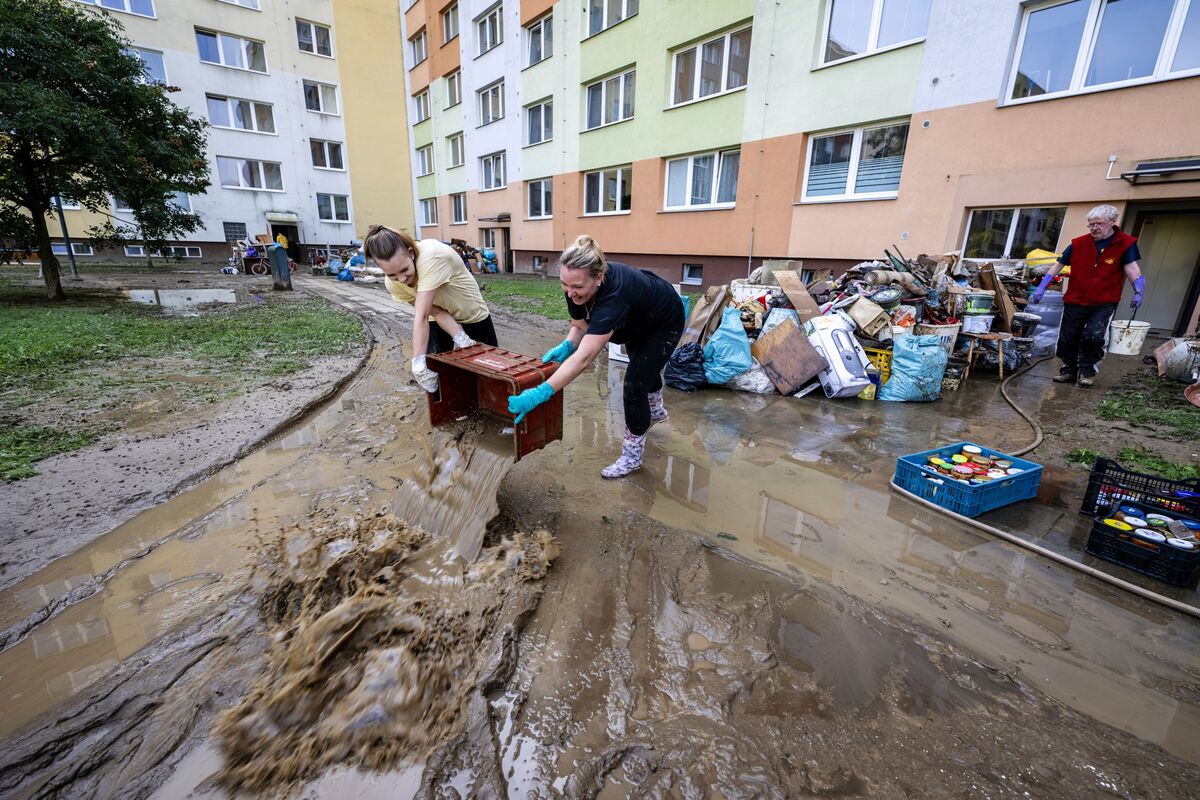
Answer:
[1029,204,1147,387]
[364,225,498,394]
[506,235,684,478]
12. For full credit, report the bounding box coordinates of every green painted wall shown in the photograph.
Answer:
[521,2,579,187]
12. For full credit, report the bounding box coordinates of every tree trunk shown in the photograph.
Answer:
[31,205,65,301]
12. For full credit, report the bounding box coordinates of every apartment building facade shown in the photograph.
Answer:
[402,0,1200,335]
[48,0,414,265]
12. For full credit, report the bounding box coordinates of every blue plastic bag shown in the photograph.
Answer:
[337,268,354,281]
[702,307,753,384]
[879,334,948,402]
[348,253,365,266]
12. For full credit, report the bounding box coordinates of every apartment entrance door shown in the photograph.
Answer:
[1126,211,1200,334]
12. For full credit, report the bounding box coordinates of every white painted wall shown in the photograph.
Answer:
[460,0,524,194]
[912,0,1024,112]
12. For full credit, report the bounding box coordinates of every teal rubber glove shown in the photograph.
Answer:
[542,339,576,364]
[508,382,555,424]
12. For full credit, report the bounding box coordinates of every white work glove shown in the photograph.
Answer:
[452,331,476,349]
[411,355,440,393]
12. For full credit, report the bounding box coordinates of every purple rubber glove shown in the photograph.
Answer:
[508,381,555,424]
[1131,276,1146,311]
[1028,271,1055,305]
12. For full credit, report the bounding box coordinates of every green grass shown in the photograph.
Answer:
[1066,447,1105,466]
[0,426,98,482]
[479,275,572,321]
[1094,373,1200,439]
[1066,445,1198,482]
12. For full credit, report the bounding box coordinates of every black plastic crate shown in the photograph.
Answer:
[1084,499,1200,587]
[1080,458,1200,517]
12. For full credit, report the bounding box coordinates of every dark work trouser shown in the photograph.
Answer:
[1057,302,1118,377]
[427,315,498,354]
[622,322,684,436]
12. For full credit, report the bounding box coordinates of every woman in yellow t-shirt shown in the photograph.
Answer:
[364,225,497,393]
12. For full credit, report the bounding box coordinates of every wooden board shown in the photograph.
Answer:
[774,270,822,323]
[977,264,1016,333]
[751,318,828,394]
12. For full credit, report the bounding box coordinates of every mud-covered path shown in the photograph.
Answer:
[2,278,1199,798]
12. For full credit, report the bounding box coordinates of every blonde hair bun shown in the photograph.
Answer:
[559,235,606,277]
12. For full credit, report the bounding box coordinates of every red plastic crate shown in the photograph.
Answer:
[426,345,562,461]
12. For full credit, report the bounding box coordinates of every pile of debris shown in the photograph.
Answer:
[666,252,1056,402]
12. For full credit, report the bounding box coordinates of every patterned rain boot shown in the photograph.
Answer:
[601,429,646,479]
[648,390,669,426]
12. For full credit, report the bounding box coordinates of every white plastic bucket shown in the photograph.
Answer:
[962,314,994,334]
[1108,320,1150,355]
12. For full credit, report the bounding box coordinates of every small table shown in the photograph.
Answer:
[961,332,1014,381]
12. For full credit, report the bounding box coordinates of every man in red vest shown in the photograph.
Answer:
[1028,204,1146,387]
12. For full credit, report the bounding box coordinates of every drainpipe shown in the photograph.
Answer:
[53,197,81,280]
[747,226,755,279]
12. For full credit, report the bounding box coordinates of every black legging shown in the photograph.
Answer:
[427,315,499,354]
[622,322,684,435]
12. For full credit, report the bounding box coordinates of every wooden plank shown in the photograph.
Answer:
[774,270,822,323]
[977,264,1016,333]
[750,318,828,394]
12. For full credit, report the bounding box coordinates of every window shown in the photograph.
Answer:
[451,192,467,223]
[1009,0,1200,102]
[207,94,275,133]
[803,121,909,201]
[159,246,202,258]
[447,133,464,167]
[583,166,632,214]
[416,145,434,176]
[303,80,339,115]
[128,47,167,84]
[822,0,931,65]
[52,242,93,256]
[477,4,503,54]
[665,149,740,209]
[310,139,345,170]
[410,29,428,66]
[672,27,751,105]
[113,196,134,213]
[682,263,703,285]
[527,179,553,218]
[414,90,431,122]
[53,196,81,210]
[195,29,267,72]
[963,206,1067,260]
[420,198,439,226]
[217,156,284,191]
[223,222,248,242]
[481,228,497,249]
[480,152,506,190]
[526,100,553,145]
[443,3,459,42]
[589,0,638,36]
[446,70,462,107]
[217,0,259,7]
[478,81,504,125]
[296,20,333,57]
[317,193,350,222]
[527,14,552,65]
[170,191,192,212]
[74,0,154,18]
[585,69,635,129]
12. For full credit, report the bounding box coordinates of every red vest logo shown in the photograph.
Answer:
[1103,258,1116,265]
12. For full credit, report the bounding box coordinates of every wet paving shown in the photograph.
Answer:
[1,277,1198,798]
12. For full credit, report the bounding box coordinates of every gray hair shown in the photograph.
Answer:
[1087,204,1119,222]
[559,234,606,278]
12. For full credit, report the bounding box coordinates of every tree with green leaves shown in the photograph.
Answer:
[0,0,209,299]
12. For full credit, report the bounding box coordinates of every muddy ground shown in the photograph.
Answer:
[1,271,1198,798]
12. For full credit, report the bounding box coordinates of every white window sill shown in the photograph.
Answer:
[319,218,352,224]
[523,139,553,149]
[659,204,735,213]
[418,222,439,227]
[797,193,898,205]
[580,210,631,218]
[666,84,747,111]
[1001,69,1200,107]
[201,60,269,76]
[307,109,341,117]
[450,220,468,225]
[313,166,346,172]
[813,37,924,71]
[681,279,702,286]
[223,185,285,193]
[480,185,507,193]
[582,117,633,133]
[93,6,155,18]
[525,215,552,221]
[299,49,336,60]
[210,125,278,136]
[216,0,260,10]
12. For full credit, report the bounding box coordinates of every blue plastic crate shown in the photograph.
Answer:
[893,441,1042,518]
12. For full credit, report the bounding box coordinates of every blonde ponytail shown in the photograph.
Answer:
[559,234,606,278]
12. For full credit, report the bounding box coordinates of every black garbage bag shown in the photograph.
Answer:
[664,343,708,392]
[976,338,1027,373]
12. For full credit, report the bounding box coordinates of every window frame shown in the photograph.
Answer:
[413,89,431,122]
[223,222,249,241]
[583,165,633,215]
[583,68,635,130]
[682,263,704,285]
[443,3,460,43]
[445,70,462,107]
[416,144,435,176]
[663,148,741,210]
[409,28,428,67]
[1005,0,1200,105]
[216,156,285,192]
[53,241,93,256]
[215,0,260,8]
[195,28,268,73]
[588,0,638,37]
[419,198,439,226]
[74,0,155,19]
[451,192,467,224]
[527,13,553,66]
[800,120,910,203]
[527,178,553,219]
[961,205,1068,260]
[670,26,752,107]
[296,19,334,58]
[310,138,345,171]
[206,93,276,134]
[477,80,505,126]
[480,151,507,191]
[53,196,81,211]
[128,46,168,85]
[447,132,465,167]
[819,0,931,67]
[302,80,340,115]
[477,4,504,55]
[316,193,351,223]
[525,99,553,146]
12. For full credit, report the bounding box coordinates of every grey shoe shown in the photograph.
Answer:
[1052,371,1077,383]
[1077,373,1095,387]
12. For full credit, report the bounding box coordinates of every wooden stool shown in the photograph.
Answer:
[961,332,1014,381]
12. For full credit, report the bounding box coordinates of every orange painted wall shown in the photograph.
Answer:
[404,0,433,93]
[520,0,555,26]
[431,0,461,79]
